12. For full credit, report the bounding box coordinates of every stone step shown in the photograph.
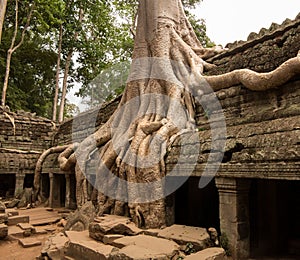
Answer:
[7,215,29,226]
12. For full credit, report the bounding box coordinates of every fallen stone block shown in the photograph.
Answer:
[89,215,142,242]
[157,225,213,251]
[8,225,23,236]
[109,234,180,260]
[0,213,8,224]
[184,247,226,260]
[7,215,29,226]
[17,222,36,232]
[5,199,20,208]
[41,232,69,260]
[6,209,19,217]
[65,230,114,260]
[18,237,42,248]
[0,223,8,239]
[0,201,6,213]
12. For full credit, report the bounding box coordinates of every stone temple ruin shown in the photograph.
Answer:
[0,14,300,260]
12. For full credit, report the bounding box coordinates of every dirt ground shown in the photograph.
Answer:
[0,233,51,260]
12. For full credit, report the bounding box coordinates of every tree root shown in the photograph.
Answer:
[203,51,300,92]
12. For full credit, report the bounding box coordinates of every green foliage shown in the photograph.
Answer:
[184,242,196,255]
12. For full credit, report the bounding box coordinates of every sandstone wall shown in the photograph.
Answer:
[0,109,55,175]
[167,14,300,180]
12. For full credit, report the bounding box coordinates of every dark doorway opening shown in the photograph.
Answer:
[23,174,34,189]
[250,179,300,258]
[69,174,77,209]
[175,177,219,231]
[52,174,66,207]
[41,174,50,201]
[0,174,15,198]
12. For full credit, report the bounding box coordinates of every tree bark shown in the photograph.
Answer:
[0,0,8,43]
[53,24,63,122]
[1,0,35,107]
[58,49,72,123]
[58,8,84,123]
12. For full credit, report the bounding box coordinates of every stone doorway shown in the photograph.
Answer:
[249,179,300,258]
[0,174,15,198]
[175,176,219,231]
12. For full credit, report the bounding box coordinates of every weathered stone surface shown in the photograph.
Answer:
[184,247,226,260]
[8,225,23,236]
[0,201,6,213]
[6,199,20,208]
[0,223,8,239]
[41,232,69,260]
[89,215,142,242]
[157,225,212,251]
[103,234,125,245]
[65,230,114,260]
[0,213,8,224]
[7,215,29,226]
[108,234,180,260]
[18,237,42,248]
[17,223,36,236]
[6,208,19,216]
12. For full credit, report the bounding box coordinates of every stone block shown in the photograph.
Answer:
[6,199,20,208]
[103,234,124,245]
[65,230,113,260]
[109,235,180,260]
[89,215,142,242]
[18,237,42,248]
[157,225,213,251]
[6,209,19,217]
[41,232,69,260]
[7,215,29,226]
[184,247,226,260]
[0,213,8,224]
[0,223,8,239]
[0,201,6,213]
[17,223,36,233]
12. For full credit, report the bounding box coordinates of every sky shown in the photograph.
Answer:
[192,0,300,46]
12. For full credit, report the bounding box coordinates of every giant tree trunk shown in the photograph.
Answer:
[0,0,8,43]
[55,0,300,229]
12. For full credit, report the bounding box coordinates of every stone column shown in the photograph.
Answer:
[48,173,54,208]
[14,171,25,198]
[215,177,251,259]
[65,174,70,208]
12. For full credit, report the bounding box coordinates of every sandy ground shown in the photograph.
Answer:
[0,233,50,260]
